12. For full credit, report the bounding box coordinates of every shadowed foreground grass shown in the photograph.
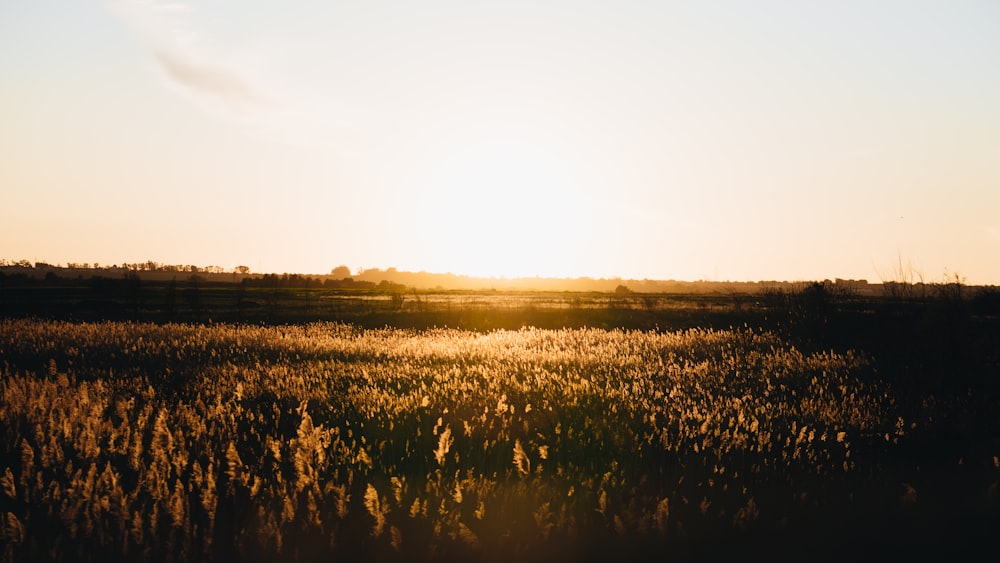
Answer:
[2,320,998,561]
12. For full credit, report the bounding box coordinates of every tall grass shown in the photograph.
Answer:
[0,319,980,561]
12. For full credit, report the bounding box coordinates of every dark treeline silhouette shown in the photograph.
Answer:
[0,259,944,294]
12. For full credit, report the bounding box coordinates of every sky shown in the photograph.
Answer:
[2,1,999,283]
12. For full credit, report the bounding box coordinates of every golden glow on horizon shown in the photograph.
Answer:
[412,131,597,279]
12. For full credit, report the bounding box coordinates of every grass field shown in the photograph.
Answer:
[2,314,999,562]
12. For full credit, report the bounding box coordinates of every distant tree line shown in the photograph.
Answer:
[0,261,420,294]
[0,259,250,275]
[242,273,384,290]
[4,259,997,301]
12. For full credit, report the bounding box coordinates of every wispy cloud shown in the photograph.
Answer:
[109,0,273,120]
[153,50,271,113]
[107,0,366,153]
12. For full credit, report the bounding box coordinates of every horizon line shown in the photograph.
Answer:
[4,259,984,287]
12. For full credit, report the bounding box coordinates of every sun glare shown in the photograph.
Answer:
[416,132,595,279]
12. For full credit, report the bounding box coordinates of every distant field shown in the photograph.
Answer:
[0,271,762,329]
[2,320,999,562]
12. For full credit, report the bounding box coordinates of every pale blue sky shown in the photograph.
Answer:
[2,1,998,282]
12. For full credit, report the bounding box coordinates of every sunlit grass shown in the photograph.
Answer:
[0,319,963,561]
